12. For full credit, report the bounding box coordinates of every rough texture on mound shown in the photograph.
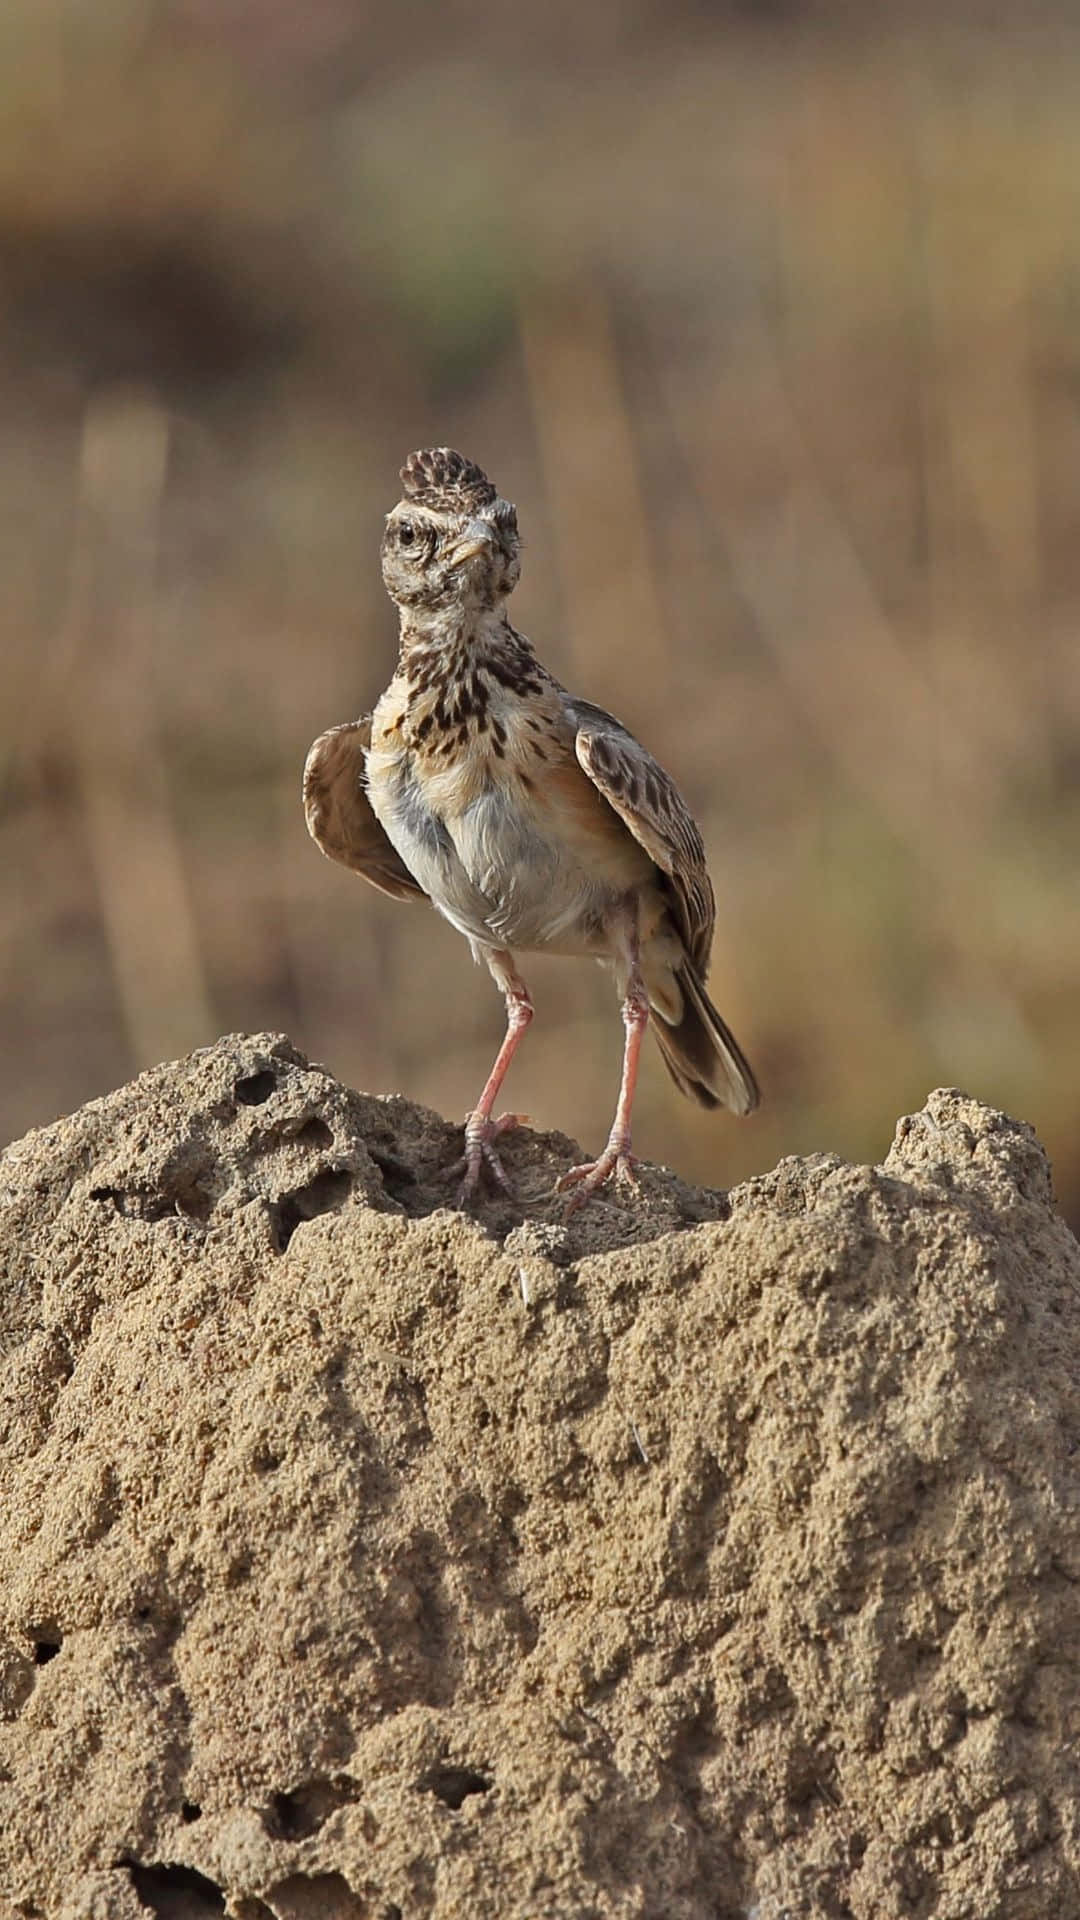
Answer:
[0,1035,1078,1920]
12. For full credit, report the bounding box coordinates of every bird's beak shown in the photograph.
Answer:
[445,519,496,569]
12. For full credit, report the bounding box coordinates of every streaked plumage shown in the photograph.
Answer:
[304,447,758,1206]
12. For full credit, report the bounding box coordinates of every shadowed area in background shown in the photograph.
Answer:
[1,0,1078,1225]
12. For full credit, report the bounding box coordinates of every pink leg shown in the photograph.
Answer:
[455,949,533,1203]
[558,929,649,1214]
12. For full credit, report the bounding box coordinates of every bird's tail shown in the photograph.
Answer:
[651,964,760,1115]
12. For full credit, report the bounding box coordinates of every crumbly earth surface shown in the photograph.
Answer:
[0,1035,1078,1920]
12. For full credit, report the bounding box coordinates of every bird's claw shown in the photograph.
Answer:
[452,1112,528,1205]
[556,1143,639,1216]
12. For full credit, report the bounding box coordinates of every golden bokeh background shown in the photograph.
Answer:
[2,1,1078,1221]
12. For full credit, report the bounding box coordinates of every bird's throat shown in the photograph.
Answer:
[397,606,538,682]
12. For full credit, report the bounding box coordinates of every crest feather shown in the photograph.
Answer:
[400,447,497,512]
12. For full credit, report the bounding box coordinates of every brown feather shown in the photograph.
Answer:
[570,702,715,972]
[303,719,426,904]
[399,447,496,514]
[652,963,760,1115]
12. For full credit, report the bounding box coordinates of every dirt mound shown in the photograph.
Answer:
[1,1035,1078,1920]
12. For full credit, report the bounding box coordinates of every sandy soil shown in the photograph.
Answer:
[0,1035,1078,1919]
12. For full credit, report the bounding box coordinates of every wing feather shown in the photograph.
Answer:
[303,719,426,904]
[568,697,715,971]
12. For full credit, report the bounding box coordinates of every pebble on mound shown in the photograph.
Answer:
[0,1035,1078,1919]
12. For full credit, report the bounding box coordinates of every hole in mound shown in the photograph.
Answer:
[31,1633,61,1666]
[89,1171,215,1224]
[180,1801,202,1825]
[418,1766,492,1810]
[293,1116,334,1150]
[125,1861,225,1916]
[368,1145,417,1198]
[271,1169,352,1252]
[89,1185,124,1208]
[235,1069,279,1106]
[266,1776,354,1840]
[266,1873,366,1919]
[162,1168,216,1224]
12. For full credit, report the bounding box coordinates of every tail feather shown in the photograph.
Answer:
[651,965,759,1116]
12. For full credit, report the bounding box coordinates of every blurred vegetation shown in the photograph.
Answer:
[2,0,1079,1223]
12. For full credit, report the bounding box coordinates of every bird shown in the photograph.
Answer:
[304,446,758,1210]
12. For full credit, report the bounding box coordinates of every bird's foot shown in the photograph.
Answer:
[453,1111,528,1206]
[556,1140,639,1216]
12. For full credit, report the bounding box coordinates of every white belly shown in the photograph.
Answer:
[368,752,640,956]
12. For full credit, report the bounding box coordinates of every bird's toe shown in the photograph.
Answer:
[451,1112,528,1206]
[557,1144,639,1215]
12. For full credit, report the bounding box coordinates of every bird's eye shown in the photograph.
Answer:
[398,520,415,547]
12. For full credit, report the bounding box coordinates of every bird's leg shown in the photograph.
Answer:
[558,910,648,1212]
[454,948,534,1202]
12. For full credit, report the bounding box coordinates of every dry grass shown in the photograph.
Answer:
[2,3,1078,1223]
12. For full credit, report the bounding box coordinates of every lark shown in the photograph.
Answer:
[304,447,758,1209]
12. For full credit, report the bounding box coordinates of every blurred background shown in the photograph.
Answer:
[1,0,1078,1222]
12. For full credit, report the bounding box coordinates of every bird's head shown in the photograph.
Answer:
[381,447,521,619]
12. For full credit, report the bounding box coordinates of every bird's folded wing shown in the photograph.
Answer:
[303,719,427,904]
[569,697,715,970]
